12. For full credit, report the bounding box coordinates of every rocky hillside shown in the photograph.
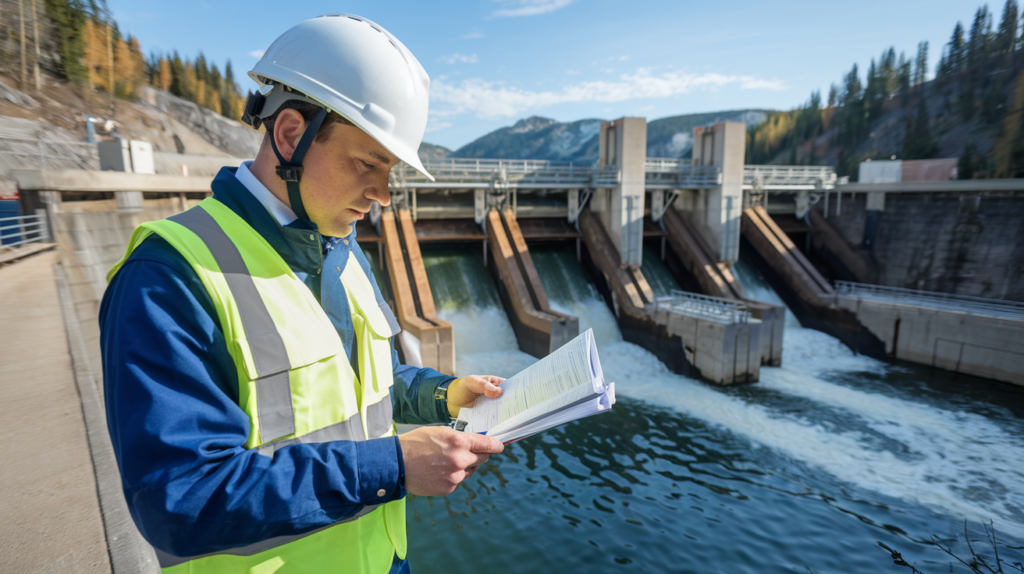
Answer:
[0,68,261,187]
[422,109,769,164]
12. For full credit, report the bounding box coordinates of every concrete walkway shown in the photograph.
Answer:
[0,251,111,573]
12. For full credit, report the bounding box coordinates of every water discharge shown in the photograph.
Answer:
[412,245,1024,573]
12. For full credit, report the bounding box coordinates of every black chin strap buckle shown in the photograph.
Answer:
[241,91,267,129]
[275,165,303,183]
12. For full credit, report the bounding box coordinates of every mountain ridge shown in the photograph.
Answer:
[419,109,770,164]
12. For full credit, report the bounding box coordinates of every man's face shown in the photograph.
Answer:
[299,122,396,237]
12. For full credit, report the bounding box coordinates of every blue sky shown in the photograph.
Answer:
[109,0,998,150]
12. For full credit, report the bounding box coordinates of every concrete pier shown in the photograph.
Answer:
[661,205,785,366]
[580,209,762,384]
[486,208,578,357]
[379,208,456,375]
[740,204,883,355]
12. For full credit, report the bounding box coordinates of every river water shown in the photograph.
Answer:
[398,245,1024,573]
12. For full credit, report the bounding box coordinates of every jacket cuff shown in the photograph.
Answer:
[354,436,407,505]
[434,377,457,422]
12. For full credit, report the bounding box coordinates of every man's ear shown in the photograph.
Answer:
[272,108,307,163]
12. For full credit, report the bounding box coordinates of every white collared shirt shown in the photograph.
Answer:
[235,160,297,226]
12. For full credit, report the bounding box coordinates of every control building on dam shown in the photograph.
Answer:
[8,118,1024,388]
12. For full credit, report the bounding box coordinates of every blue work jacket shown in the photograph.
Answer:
[99,167,454,559]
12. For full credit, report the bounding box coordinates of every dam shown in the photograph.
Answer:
[2,117,1024,572]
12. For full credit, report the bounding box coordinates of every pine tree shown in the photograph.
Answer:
[960,141,978,179]
[914,41,928,87]
[967,6,993,72]
[221,59,242,120]
[169,51,185,97]
[999,70,1024,175]
[897,52,911,105]
[949,22,967,73]
[996,0,1019,57]
[43,0,89,83]
[904,100,938,159]
[880,47,898,93]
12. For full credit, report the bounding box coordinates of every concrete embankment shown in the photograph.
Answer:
[832,290,1024,386]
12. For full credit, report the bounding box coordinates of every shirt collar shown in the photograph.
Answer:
[235,160,297,226]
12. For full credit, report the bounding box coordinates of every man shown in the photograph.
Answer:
[100,14,505,574]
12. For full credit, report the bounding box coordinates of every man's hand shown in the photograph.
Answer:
[398,427,504,496]
[446,375,504,419]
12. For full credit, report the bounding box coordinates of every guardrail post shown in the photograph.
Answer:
[39,190,60,242]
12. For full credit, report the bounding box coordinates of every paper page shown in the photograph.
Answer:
[465,329,596,434]
[489,383,616,444]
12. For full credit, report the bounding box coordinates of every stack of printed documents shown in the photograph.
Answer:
[455,329,615,443]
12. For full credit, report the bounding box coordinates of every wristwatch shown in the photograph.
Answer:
[434,380,454,421]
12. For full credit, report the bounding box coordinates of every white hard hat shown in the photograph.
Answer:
[248,14,433,180]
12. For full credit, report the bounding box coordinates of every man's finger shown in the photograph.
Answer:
[463,376,503,398]
[465,433,504,454]
[482,381,502,397]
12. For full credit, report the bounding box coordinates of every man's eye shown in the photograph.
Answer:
[361,161,376,170]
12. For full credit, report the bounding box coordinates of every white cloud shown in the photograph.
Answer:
[426,121,452,133]
[491,0,574,18]
[248,49,265,58]
[439,53,479,65]
[430,69,786,119]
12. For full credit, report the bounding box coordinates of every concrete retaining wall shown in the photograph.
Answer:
[819,193,1024,302]
[834,295,1024,386]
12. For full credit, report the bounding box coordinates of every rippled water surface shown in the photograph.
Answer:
[408,246,1024,573]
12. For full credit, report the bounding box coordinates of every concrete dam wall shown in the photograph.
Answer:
[816,192,1024,302]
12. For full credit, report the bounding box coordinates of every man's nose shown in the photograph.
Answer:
[368,179,391,207]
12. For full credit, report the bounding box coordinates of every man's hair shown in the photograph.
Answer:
[262,100,355,143]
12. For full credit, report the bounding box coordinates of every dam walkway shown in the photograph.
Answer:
[0,251,157,573]
[0,250,110,572]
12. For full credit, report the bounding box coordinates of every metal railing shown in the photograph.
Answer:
[388,157,839,193]
[645,159,722,189]
[834,281,1024,320]
[744,165,837,189]
[0,214,48,248]
[421,157,591,176]
[652,290,752,324]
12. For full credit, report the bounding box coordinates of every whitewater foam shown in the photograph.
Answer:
[425,247,1024,537]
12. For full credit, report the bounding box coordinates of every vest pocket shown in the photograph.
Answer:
[382,499,408,560]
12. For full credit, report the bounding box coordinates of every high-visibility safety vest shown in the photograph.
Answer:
[108,198,406,574]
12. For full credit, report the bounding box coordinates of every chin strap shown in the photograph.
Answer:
[267,108,329,223]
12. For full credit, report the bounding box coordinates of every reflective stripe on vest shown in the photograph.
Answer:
[169,206,297,441]
[109,198,407,573]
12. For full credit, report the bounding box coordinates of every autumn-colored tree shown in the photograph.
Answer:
[113,35,144,98]
[159,56,171,91]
